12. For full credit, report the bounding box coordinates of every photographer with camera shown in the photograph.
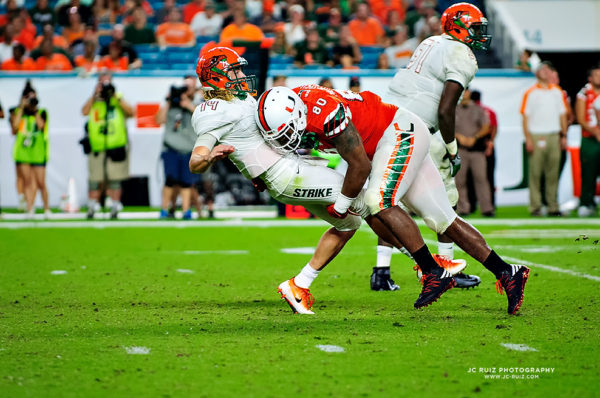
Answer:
[10,80,50,219]
[81,72,134,219]
[155,75,200,219]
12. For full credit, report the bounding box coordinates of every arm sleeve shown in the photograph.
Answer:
[194,133,217,149]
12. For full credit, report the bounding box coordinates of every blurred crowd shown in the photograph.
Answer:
[0,0,483,72]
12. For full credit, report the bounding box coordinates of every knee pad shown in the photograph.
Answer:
[89,181,101,191]
[423,212,456,234]
[165,177,178,187]
[108,180,121,190]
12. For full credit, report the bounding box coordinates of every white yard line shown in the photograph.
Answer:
[501,343,538,352]
[1,218,598,229]
[502,256,600,282]
[123,346,151,355]
[315,345,345,353]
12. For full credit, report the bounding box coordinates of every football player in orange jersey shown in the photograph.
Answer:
[257,85,530,315]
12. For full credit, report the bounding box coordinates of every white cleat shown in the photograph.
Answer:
[277,278,315,315]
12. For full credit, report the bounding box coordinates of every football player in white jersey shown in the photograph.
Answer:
[189,47,463,314]
[380,2,490,289]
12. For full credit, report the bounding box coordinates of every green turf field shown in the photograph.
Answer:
[1,217,599,397]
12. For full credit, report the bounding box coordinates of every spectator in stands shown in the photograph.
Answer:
[404,0,436,38]
[10,81,50,218]
[272,75,287,87]
[332,25,361,67]
[56,0,93,26]
[157,8,196,47]
[33,23,68,50]
[516,49,532,72]
[29,0,56,30]
[0,24,17,64]
[97,41,129,70]
[124,7,156,44]
[121,0,154,24]
[182,0,204,24]
[471,89,499,210]
[384,8,406,37]
[69,24,97,56]
[349,76,360,93]
[318,7,343,47]
[1,43,37,70]
[521,62,568,216]
[156,76,199,220]
[270,25,289,55]
[74,39,99,72]
[190,1,222,38]
[12,13,36,50]
[348,3,385,46]
[35,38,73,70]
[454,87,494,216]
[417,14,442,42]
[220,0,245,29]
[293,27,331,68]
[283,4,306,48]
[370,0,406,26]
[318,77,334,89]
[252,7,278,35]
[219,10,264,43]
[383,25,417,69]
[376,52,389,69]
[575,64,600,217]
[100,24,142,68]
[81,72,133,219]
[62,7,85,46]
[94,0,121,25]
[155,0,177,24]
[0,0,20,27]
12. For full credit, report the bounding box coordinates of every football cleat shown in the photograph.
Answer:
[413,254,467,282]
[453,272,481,289]
[496,264,530,315]
[277,278,315,315]
[414,267,456,309]
[370,267,400,291]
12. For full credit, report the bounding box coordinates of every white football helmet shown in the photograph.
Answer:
[255,87,308,153]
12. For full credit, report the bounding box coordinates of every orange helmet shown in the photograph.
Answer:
[441,2,491,50]
[196,46,257,95]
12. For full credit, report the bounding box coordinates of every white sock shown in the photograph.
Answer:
[294,264,320,289]
[376,245,393,268]
[438,241,454,259]
[398,246,414,261]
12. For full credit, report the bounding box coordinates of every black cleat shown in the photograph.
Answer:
[414,268,455,309]
[370,267,400,291]
[454,272,481,289]
[496,265,530,315]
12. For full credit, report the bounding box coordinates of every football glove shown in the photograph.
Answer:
[446,152,461,177]
[327,204,347,219]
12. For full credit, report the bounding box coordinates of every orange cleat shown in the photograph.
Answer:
[277,278,315,315]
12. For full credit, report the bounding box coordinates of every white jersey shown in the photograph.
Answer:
[385,34,478,130]
[191,95,282,180]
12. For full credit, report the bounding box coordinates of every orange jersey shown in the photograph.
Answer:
[1,57,38,71]
[293,85,398,159]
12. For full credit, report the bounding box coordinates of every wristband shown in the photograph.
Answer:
[333,193,355,214]
[445,139,458,156]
